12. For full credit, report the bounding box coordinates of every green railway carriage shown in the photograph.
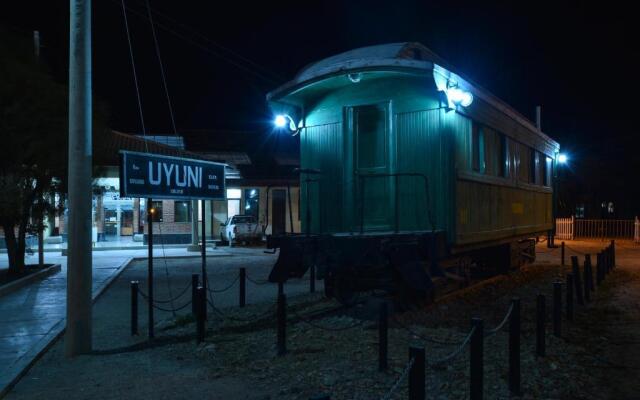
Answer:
[266,42,560,304]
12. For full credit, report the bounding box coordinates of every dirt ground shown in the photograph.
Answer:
[6,240,640,399]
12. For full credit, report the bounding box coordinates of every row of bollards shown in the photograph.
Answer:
[130,242,616,400]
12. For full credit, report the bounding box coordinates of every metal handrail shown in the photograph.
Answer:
[356,172,435,234]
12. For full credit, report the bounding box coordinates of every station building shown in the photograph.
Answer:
[35,130,301,247]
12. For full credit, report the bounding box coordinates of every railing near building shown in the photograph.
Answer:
[556,217,574,240]
[556,216,640,241]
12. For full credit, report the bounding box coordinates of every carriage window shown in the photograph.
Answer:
[517,143,530,183]
[529,148,537,184]
[499,134,508,178]
[472,122,485,173]
[355,104,387,169]
[543,156,552,186]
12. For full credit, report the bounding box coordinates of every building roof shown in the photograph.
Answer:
[93,130,211,167]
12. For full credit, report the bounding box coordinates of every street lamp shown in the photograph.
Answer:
[273,114,299,133]
[558,153,568,164]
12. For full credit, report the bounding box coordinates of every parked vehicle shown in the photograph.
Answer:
[220,215,261,245]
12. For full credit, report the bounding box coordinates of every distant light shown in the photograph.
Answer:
[274,115,287,128]
[446,87,473,107]
[558,153,568,164]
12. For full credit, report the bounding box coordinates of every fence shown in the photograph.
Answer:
[129,242,618,399]
[556,216,640,241]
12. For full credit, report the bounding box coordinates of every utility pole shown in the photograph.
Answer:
[33,30,40,59]
[33,30,45,268]
[66,0,93,356]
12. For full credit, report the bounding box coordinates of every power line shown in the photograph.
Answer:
[144,0,178,136]
[129,0,285,83]
[110,0,281,85]
[120,0,147,138]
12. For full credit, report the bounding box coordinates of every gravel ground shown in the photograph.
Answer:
[7,241,640,399]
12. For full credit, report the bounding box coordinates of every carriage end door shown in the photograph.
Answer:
[348,103,392,231]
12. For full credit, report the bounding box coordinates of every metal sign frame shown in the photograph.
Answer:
[119,150,227,200]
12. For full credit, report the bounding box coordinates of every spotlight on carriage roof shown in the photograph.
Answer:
[558,153,568,164]
[274,114,299,132]
[446,87,473,107]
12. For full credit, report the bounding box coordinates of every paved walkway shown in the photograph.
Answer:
[0,246,229,396]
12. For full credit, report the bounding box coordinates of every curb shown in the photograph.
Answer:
[0,257,134,399]
[0,264,61,298]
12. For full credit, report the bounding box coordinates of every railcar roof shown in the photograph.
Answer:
[268,42,558,149]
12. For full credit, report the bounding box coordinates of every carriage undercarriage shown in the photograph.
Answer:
[267,231,537,308]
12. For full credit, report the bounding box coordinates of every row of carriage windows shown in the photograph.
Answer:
[471,121,552,187]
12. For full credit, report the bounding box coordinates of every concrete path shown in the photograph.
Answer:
[0,246,229,397]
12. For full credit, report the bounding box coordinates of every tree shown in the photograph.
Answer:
[0,29,68,274]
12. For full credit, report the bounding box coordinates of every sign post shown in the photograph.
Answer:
[147,197,154,339]
[119,151,225,338]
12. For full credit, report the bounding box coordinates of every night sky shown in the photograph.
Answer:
[2,1,638,215]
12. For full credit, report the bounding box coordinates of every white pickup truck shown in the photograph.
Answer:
[220,215,262,245]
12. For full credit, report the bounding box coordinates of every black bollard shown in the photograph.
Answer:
[131,281,139,336]
[239,268,246,308]
[192,274,199,315]
[277,293,287,356]
[509,298,521,396]
[596,253,603,286]
[310,264,316,293]
[586,254,595,292]
[566,274,574,321]
[470,318,484,400]
[571,256,584,306]
[561,242,565,266]
[196,286,205,343]
[606,246,611,273]
[553,282,562,337]
[536,294,546,357]
[278,281,284,296]
[611,240,616,269]
[379,302,388,371]
[583,256,591,303]
[408,346,425,400]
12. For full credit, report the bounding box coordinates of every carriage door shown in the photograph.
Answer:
[350,103,391,231]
